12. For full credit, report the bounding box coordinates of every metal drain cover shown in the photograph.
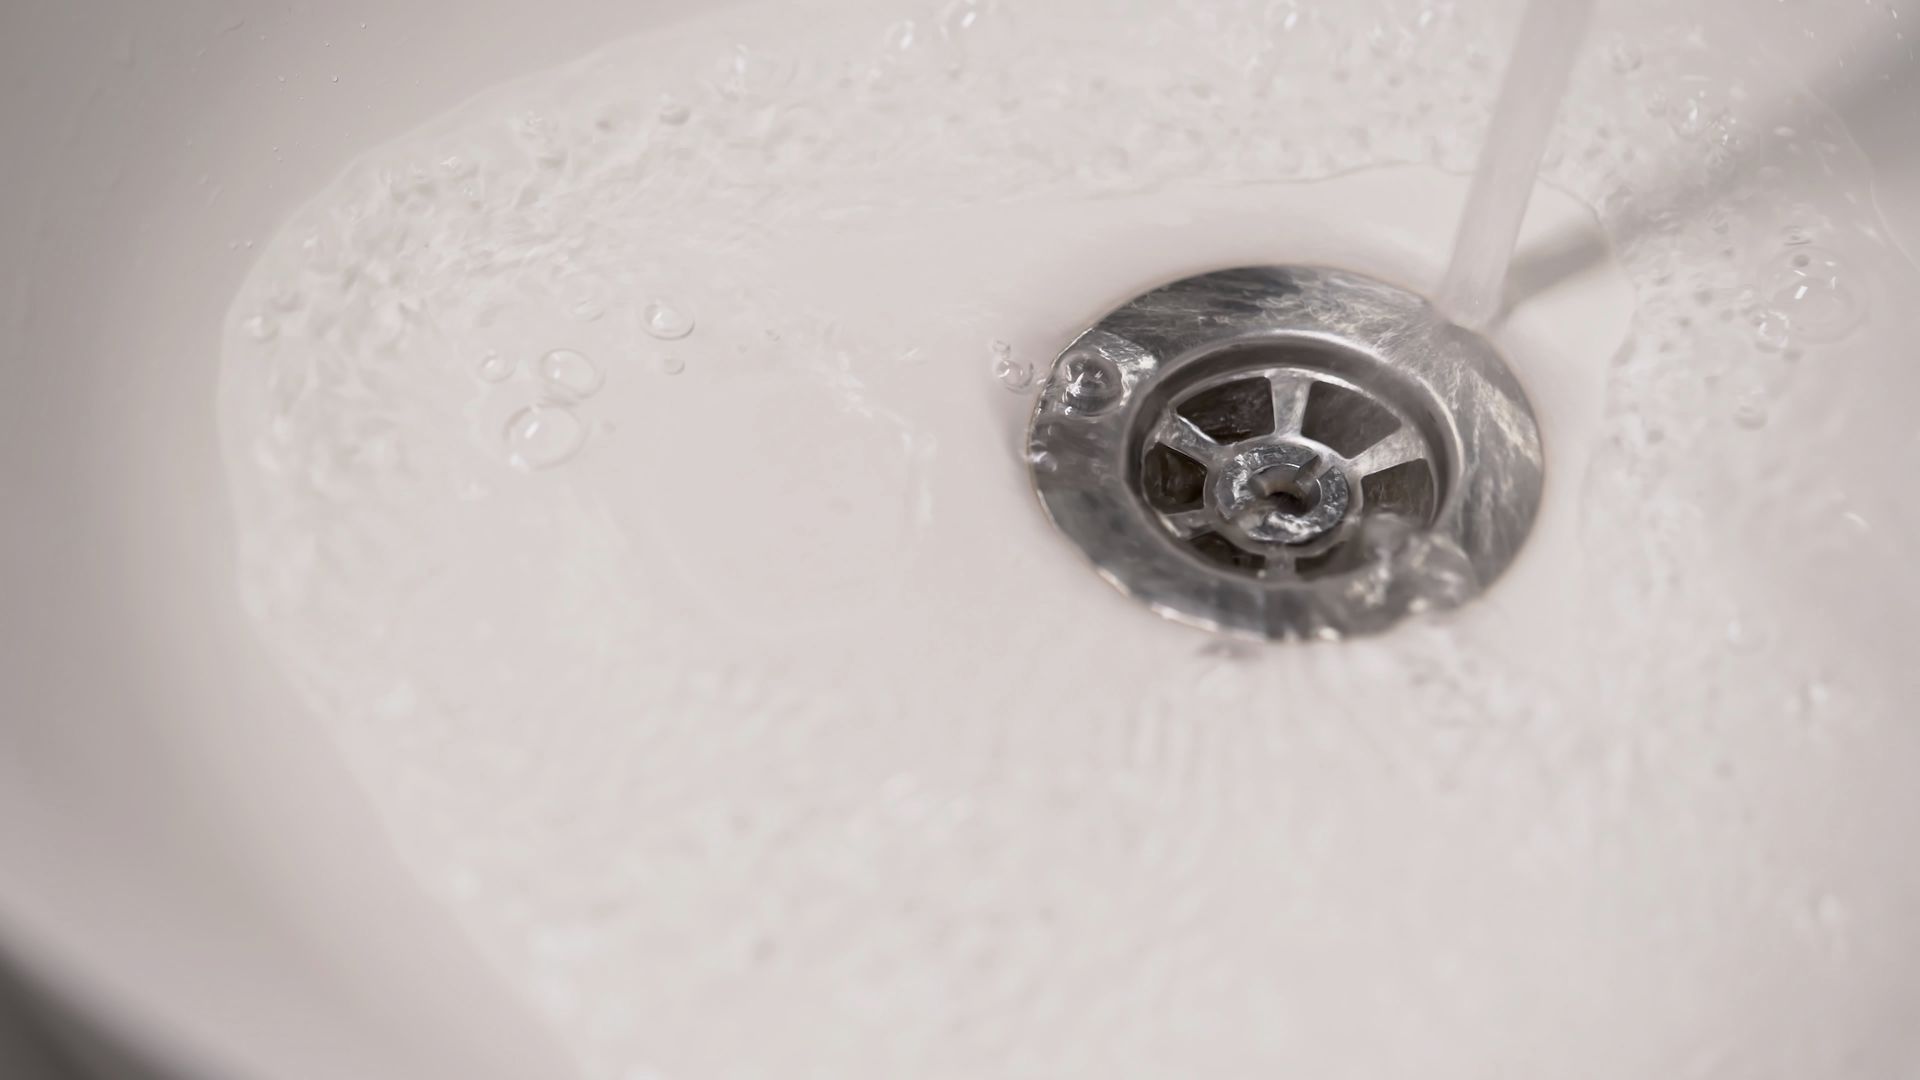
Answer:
[1026,266,1544,641]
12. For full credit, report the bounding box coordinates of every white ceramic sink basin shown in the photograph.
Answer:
[4,1,1918,1078]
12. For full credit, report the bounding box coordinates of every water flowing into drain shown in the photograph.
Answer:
[1437,0,1598,329]
[1026,267,1543,641]
[1026,0,1598,635]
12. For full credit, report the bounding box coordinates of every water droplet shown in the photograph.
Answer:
[330,74,340,84]
[538,349,603,400]
[503,404,585,471]
[941,0,986,41]
[1748,307,1792,351]
[991,340,1032,391]
[476,349,516,383]
[243,314,278,341]
[1669,89,1718,138]
[1790,680,1833,721]
[713,44,794,101]
[657,355,686,376]
[1266,0,1305,34]
[883,19,918,54]
[657,95,691,125]
[569,297,605,322]
[643,299,696,340]
[1759,246,1864,344]
[1607,36,1642,73]
[1732,399,1769,430]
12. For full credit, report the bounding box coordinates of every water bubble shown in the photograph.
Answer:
[657,355,686,376]
[1413,0,1450,30]
[713,44,794,101]
[657,95,691,125]
[1669,89,1720,138]
[990,340,1033,391]
[883,19,919,54]
[1724,616,1768,654]
[1759,246,1864,344]
[476,349,516,383]
[643,299,696,340]
[1790,679,1833,721]
[503,404,585,471]
[1747,307,1793,352]
[569,297,606,322]
[538,349,604,400]
[1265,0,1305,34]
[941,0,987,41]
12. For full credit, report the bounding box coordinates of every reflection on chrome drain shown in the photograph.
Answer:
[1026,266,1544,641]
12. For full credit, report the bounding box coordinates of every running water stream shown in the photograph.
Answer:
[1437,0,1598,328]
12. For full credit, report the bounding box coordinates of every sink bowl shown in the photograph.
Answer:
[4,1,1917,1077]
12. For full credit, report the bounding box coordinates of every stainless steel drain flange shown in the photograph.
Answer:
[1026,266,1544,641]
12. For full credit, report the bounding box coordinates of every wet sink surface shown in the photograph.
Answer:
[5,1,1920,1077]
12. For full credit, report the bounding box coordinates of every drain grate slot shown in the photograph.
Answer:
[1188,533,1265,574]
[1141,444,1208,512]
[1176,377,1277,443]
[1361,460,1438,523]
[1302,381,1405,458]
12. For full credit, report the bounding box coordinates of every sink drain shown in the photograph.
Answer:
[1026,266,1544,641]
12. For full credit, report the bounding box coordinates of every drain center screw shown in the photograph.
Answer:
[1215,443,1352,547]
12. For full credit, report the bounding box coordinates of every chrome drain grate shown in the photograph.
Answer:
[1026,266,1544,641]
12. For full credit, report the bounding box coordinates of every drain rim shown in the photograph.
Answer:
[1026,265,1544,641]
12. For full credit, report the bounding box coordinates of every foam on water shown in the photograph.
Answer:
[219,0,1920,1077]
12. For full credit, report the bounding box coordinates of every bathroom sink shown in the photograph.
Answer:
[4,1,1917,1077]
